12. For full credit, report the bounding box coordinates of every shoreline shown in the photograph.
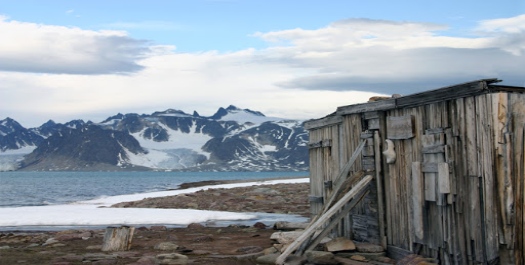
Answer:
[0,177,310,231]
[0,178,312,264]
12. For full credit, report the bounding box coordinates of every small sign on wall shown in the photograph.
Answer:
[387,115,415,139]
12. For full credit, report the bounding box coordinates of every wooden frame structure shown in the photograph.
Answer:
[304,78,525,264]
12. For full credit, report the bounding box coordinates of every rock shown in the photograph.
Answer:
[334,256,370,265]
[0,245,10,250]
[236,246,263,254]
[325,237,356,252]
[249,187,281,195]
[156,253,188,265]
[355,242,384,253]
[186,202,198,208]
[27,243,40,248]
[305,250,339,265]
[270,231,303,244]
[128,255,156,265]
[273,221,309,231]
[154,242,180,251]
[150,226,167,231]
[86,245,102,250]
[351,255,367,261]
[114,251,140,258]
[53,254,83,262]
[55,231,92,241]
[43,238,59,246]
[187,223,204,229]
[255,253,279,264]
[192,235,213,242]
[253,222,267,229]
[93,260,117,265]
[374,256,396,264]
[192,250,211,255]
[263,246,278,255]
[83,253,118,262]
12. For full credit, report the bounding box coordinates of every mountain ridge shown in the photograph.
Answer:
[0,105,309,172]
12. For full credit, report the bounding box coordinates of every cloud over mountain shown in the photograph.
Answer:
[0,16,148,74]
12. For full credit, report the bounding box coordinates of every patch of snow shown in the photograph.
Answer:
[124,149,170,169]
[219,111,283,124]
[131,123,211,155]
[156,113,193,118]
[0,178,309,227]
[260,144,277,152]
[0,145,36,155]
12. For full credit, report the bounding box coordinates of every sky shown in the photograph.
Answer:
[0,177,309,227]
[0,0,524,128]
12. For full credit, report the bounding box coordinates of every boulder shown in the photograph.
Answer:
[325,237,356,252]
[255,253,279,264]
[270,231,303,244]
[156,253,188,265]
[305,250,339,265]
[83,253,118,262]
[253,222,267,229]
[355,242,384,253]
[55,231,92,241]
[129,255,156,265]
[273,221,309,231]
[154,242,180,251]
[187,223,204,229]
[150,226,167,231]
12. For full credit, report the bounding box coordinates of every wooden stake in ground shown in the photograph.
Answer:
[101,226,135,251]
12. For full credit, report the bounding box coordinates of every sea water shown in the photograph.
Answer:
[0,171,309,230]
[0,171,308,207]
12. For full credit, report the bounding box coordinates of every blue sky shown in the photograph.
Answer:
[0,0,524,127]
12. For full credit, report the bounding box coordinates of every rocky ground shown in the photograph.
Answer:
[112,181,311,217]
[0,180,410,265]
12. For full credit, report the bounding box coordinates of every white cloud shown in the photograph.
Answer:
[0,15,524,127]
[477,14,525,33]
[255,17,524,92]
[0,16,148,74]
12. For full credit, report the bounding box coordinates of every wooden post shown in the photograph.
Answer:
[101,226,135,251]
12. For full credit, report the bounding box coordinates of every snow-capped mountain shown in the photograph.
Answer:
[0,105,309,171]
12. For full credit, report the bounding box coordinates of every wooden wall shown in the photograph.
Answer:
[307,90,525,265]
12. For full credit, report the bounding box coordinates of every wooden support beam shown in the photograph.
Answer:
[275,175,373,265]
[302,190,370,253]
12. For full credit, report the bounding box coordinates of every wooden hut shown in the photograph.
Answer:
[304,78,525,264]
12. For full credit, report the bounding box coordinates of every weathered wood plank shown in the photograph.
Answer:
[363,111,380,119]
[396,79,495,108]
[374,130,387,248]
[387,115,415,139]
[422,144,446,154]
[438,162,451,194]
[368,118,380,130]
[304,115,343,130]
[303,190,369,253]
[337,99,396,115]
[101,226,135,252]
[275,175,373,265]
[412,162,424,242]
